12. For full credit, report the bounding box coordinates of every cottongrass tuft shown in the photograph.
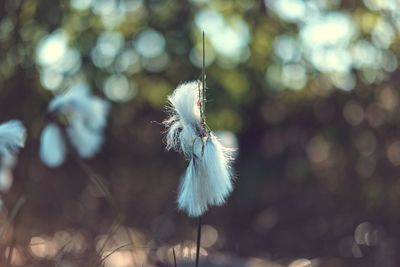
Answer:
[0,120,26,192]
[40,84,110,167]
[164,81,235,217]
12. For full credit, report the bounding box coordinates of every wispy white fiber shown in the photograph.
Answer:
[0,120,26,192]
[177,158,208,217]
[164,81,235,217]
[215,130,239,158]
[40,84,110,167]
[202,133,234,206]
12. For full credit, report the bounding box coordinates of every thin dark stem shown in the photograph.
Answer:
[201,31,206,124]
[172,247,177,267]
[195,216,202,267]
[194,31,206,267]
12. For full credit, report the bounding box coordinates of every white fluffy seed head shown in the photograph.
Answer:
[67,119,104,158]
[164,81,202,155]
[0,120,26,156]
[48,85,110,132]
[167,81,201,126]
[177,134,235,217]
[40,85,110,167]
[164,81,236,217]
[0,168,12,192]
[0,120,27,193]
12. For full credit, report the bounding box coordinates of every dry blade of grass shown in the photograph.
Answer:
[0,195,26,239]
[71,152,136,265]
[96,243,133,267]
[4,195,26,267]
[40,116,136,267]
[96,218,121,253]
[54,239,73,267]
[73,156,117,211]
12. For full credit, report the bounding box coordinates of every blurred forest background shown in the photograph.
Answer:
[1,0,400,266]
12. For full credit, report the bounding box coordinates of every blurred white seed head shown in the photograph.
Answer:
[0,120,26,192]
[40,84,110,167]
